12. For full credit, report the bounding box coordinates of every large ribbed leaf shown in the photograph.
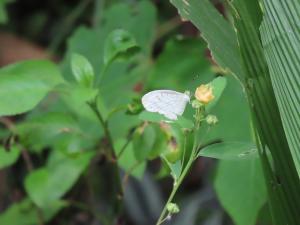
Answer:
[260,0,300,175]
[170,0,244,78]
[170,0,300,224]
[231,0,300,224]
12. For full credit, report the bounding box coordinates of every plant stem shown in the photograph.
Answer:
[87,98,123,216]
[117,139,130,159]
[156,154,195,225]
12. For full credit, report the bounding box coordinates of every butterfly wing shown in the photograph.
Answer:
[141,90,190,120]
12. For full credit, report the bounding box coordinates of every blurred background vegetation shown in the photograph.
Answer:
[0,0,270,225]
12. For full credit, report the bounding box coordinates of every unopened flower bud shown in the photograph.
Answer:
[206,114,218,125]
[167,202,180,214]
[191,99,202,109]
[195,84,214,104]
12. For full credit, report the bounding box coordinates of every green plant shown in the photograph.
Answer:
[2,0,296,224]
[170,0,300,224]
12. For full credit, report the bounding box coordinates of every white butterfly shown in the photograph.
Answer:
[141,90,190,120]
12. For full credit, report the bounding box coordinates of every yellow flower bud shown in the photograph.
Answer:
[194,84,214,104]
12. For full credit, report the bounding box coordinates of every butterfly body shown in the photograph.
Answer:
[142,90,190,120]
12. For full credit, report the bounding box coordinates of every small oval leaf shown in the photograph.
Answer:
[71,53,95,88]
[198,142,258,160]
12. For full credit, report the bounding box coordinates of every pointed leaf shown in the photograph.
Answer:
[71,53,94,88]
[170,0,244,78]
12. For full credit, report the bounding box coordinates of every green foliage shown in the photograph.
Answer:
[162,158,182,182]
[138,111,167,123]
[231,0,300,223]
[148,37,213,91]
[114,139,146,178]
[260,0,300,175]
[138,111,194,129]
[104,29,140,66]
[198,142,258,160]
[171,0,300,224]
[170,0,244,79]
[25,151,94,208]
[17,112,81,152]
[71,53,95,88]
[3,0,297,224]
[132,124,156,161]
[0,146,20,169]
[206,77,227,111]
[0,60,63,116]
[0,198,65,225]
[214,158,267,225]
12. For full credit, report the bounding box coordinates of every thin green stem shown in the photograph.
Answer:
[158,213,171,225]
[117,136,132,159]
[181,133,187,168]
[107,105,128,120]
[156,153,195,225]
[87,97,123,215]
[156,104,207,225]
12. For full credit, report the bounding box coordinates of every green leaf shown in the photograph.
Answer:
[71,53,94,88]
[61,84,99,120]
[138,111,193,129]
[206,76,227,111]
[260,0,300,175]
[148,125,169,159]
[214,158,267,225]
[0,198,65,225]
[201,75,252,148]
[138,111,167,123]
[25,151,94,208]
[17,112,81,152]
[148,37,214,91]
[114,139,145,178]
[61,0,156,82]
[0,60,63,116]
[0,146,20,169]
[231,0,300,223]
[162,157,182,182]
[102,1,156,56]
[132,125,156,161]
[104,29,140,66]
[60,1,156,141]
[198,142,258,160]
[176,117,194,130]
[170,0,244,78]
